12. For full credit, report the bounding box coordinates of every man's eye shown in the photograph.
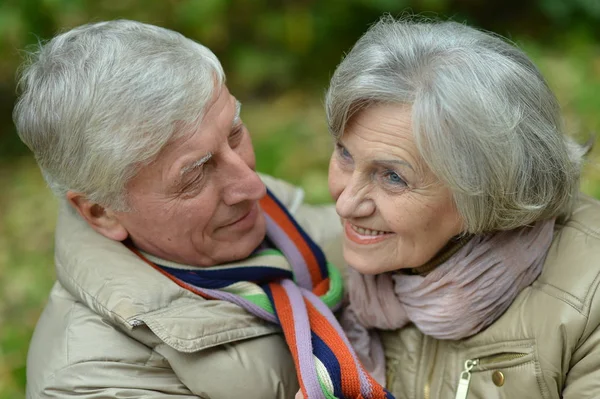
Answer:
[229,126,244,145]
[181,172,204,193]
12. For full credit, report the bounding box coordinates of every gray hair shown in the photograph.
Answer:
[326,16,587,233]
[13,20,225,210]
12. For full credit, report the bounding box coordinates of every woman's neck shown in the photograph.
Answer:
[404,234,473,276]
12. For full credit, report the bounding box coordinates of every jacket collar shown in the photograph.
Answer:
[54,205,282,353]
[54,201,199,328]
[53,174,303,335]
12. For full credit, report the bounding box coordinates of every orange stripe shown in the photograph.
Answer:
[361,364,388,398]
[313,278,330,297]
[260,195,322,287]
[307,299,388,398]
[269,283,307,398]
[304,299,365,399]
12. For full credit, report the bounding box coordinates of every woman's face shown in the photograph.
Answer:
[328,103,463,274]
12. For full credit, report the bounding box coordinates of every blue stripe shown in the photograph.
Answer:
[266,188,329,280]
[311,332,347,399]
[158,265,293,288]
[159,267,231,289]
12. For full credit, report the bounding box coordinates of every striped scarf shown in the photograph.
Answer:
[131,189,394,399]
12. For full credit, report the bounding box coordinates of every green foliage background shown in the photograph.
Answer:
[0,1,599,397]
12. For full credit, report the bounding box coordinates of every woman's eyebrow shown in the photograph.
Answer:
[232,99,242,127]
[372,158,414,171]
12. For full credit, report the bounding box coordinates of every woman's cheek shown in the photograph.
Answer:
[328,158,345,201]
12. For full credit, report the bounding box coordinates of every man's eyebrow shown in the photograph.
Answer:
[180,152,213,177]
[232,100,242,128]
[373,158,414,171]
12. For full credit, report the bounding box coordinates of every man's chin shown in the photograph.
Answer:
[216,219,267,264]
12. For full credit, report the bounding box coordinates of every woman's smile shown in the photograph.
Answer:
[344,221,394,244]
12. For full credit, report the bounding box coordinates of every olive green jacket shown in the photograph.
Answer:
[382,195,600,399]
[26,175,344,399]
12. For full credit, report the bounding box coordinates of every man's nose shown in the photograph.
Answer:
[221,151,266,206]
[335,176,375,219]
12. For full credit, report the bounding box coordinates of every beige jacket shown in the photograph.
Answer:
[26,175,344,399]
[382,195,600,399]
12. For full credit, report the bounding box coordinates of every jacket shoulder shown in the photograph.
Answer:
[535,195,600,315]
[28,283,292,399]
[26,283,161,396]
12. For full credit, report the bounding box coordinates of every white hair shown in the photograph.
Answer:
[13,20,225,210]
[326,16,587,233]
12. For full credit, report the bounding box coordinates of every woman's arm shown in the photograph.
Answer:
[562,275,600,397]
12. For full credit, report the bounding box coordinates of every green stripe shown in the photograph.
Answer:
[320,262,344,308]
[317,372,338,399]
[242,293,275,314]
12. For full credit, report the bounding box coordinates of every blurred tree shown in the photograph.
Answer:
[0,0,599,158]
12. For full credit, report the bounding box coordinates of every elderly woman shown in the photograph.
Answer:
[325,17,600,399]
[14,20,394,399]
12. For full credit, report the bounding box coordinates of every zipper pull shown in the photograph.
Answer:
[454,359,478,399]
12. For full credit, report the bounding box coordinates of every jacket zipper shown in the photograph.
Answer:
[454,353,527,399]
[478,353,527,365]
[423,339,438,399]
[454,359,479,399]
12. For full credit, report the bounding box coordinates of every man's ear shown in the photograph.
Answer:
[66,191,129,242]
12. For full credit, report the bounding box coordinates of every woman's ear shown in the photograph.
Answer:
[66,191,129,241]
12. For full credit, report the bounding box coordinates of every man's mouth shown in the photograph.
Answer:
[222,203,260,230]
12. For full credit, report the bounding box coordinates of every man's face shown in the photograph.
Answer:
[113,85,267,266]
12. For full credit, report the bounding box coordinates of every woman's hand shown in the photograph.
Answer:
[295,389,305,399]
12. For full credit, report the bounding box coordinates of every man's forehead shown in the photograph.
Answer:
[203,84,232,116]
[162,86,233,147]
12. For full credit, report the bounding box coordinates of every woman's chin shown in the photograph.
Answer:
[343,252,400,275]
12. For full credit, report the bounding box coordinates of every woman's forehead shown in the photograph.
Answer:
[343,105,415,152]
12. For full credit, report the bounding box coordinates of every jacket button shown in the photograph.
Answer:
[492,371,505,387]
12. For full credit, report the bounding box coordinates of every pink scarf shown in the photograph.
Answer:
[340,219,556,384]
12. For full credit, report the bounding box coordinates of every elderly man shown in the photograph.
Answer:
[14,20,346,398]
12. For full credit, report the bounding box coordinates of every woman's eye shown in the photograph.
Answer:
[336,143,352,160]
[383,170,406,186]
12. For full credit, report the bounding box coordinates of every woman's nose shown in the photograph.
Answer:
[335,179,375,219]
